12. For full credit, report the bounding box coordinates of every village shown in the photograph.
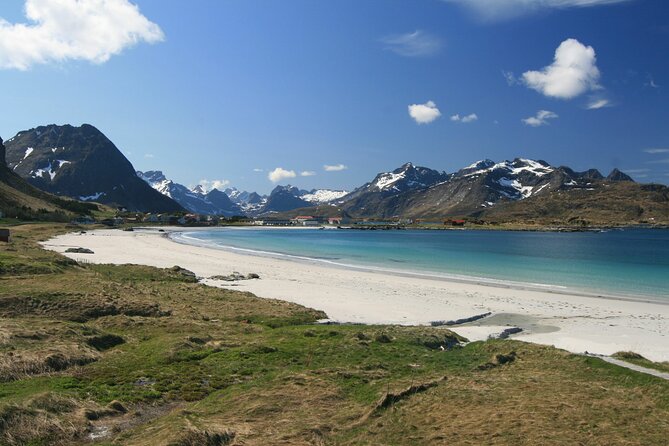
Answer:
[65,212,470,229]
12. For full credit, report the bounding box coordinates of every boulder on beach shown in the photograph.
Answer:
[65,247,94,254]
[209,272,261,282]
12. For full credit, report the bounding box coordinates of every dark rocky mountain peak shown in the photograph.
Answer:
[261,184,312,213]
[247,191,263,204]
[456,159,496,176]
[365,162,449,194]
[607,168,634,182]
[191,184,206,194]
[5,124,182,212]
[557,166,604,181]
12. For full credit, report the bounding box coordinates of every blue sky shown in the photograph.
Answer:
[1,0,668,193]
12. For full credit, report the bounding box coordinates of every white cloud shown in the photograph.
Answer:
[300,171,316,177]
[522,110,558,127]
[586,97,612,109]
[253,168,264,172]
[323,164,348,172]
[268,167,296,183]
[644,148,669,154]
[408,100,441,124]
[198,179,230,192]
[0,0,164,70]
[450,113,478,123]
[443,0,634,21]
[522,38,600,99]
[144,153,154,158]
[380,30,441,57]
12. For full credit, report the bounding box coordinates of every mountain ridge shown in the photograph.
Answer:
[136,170,242,216]
[5,124,182,213]
[0,136,99,220]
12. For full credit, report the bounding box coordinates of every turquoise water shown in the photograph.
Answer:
[175,228,669,300]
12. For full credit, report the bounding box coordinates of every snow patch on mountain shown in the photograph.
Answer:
[79,192,105,201]
[498,177,534,198]
[375,171,406,191]
[462,158,553,178]
[301,189,349,203]
[22,157,69,182]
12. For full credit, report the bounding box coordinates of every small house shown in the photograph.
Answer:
[293,216,314,224]
[450,219,466,227]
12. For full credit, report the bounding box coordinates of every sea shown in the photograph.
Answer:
[173,227,669,301]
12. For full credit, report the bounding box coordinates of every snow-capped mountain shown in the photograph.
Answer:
[338,163,449,214]
[300,189,349,204]
[4,124,182,212]
[358,162,448,195]
[137,171,242,216]
[453,158,557,201]
[224,187,267,214]
[335,158,635,219]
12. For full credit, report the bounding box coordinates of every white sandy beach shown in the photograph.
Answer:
[42,228,669,362]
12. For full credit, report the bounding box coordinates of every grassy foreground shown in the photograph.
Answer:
[1,224,668,445]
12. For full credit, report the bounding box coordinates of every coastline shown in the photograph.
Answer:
[171,229,668,305]
[42,227,669,362]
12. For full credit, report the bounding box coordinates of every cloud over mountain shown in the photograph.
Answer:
[523,110,559,126]
[268,167,297,182]
[586,97,612,109]
[324,164,348,172]
[408,101,441,124]
[198,179,230,192]
[522,38,601,99]
[0,0,164,70]
[451,113,478,123]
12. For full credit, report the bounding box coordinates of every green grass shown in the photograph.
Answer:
[1,223,668,446]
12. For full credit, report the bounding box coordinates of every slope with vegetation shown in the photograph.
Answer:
[0,224,668,445]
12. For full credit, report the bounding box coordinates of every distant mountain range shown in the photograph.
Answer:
[4,124,182,212]
[269,159,668,225]
[334,158,635,218]
[136,171,242,216]
[136,172,348,216]
[2,123,667,225]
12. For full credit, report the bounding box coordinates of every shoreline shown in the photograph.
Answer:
[170,229,669,306]
[41,227,669,362]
